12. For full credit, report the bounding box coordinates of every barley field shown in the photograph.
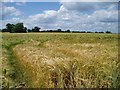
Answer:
[1,33,120,88]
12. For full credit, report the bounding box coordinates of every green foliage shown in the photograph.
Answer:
[2,28,8,32]
[105,31,112,33]
[32,26,41,32]
[66,29,70,32]
[6,23,15,33]
[2,23,27,33]
[57,29,62,32]
[11,23,26,33]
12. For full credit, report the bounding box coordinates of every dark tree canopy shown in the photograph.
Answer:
[66,29,70,32]
[6,23,15,32]
[27,29,31,32]
[1,23,27,33]
[57,29,62,32]
[24,27,27,32]
[1,22,113,34]
[105,31,112,33]
[2,28,8,32]
[11,23,26,33]
[32,26,41,32]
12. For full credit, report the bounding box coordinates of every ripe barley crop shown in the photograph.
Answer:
[2,33,119,88]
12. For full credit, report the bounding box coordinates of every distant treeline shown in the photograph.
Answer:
[1,23,112,34]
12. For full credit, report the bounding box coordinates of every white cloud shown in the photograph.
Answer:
[2,17,23,28]
[60,2,98,12]
[1,2,118,33]
[1,5,21,19]
[60,1,118,13]
[28,10,57,22]
[21,10,58,29]
[16,2,26,6]
[3,18,22,24]
[91,9,118,22]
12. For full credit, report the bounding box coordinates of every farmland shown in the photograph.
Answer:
[1,33,119,88]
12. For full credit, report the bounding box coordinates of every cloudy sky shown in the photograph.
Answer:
[1,0,119,33]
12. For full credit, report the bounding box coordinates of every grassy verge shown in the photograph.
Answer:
[2,40,27,89]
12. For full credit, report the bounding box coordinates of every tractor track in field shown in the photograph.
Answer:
[2,40,27,89]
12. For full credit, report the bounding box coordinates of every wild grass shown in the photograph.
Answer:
[2,33,119,88]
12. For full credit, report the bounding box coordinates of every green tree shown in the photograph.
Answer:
[2,28,8,32]
[105,31,112,33]
[24,27,27,32]
[6,23,14,32]
[32,26,41,32]
[57,29,62,32]
[27,29,31,32]
[66,29,70,32]
[11,23,26,33]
